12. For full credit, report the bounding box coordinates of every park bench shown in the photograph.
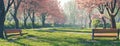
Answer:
[92,29,119,40]
[4,29,22,39]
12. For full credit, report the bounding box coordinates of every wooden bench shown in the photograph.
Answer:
[92,29,119,40]
[4,29,22,39]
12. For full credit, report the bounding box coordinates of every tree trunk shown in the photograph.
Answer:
[88,14,91,28]
[32,16,35,28]
[41,13,46,27]
[12,0,22,29]
[100,13,107,28]
[24,19,27,28]
[42,18,45,27]
[111,16,116,28]
[89,20,91,28]
[15,18,19,29]
[102,17,106,28]
[0,0,5,38]
[32,21,35,28]
[31,12,35,28]
[13,16,19,29]
[99,12,107,29]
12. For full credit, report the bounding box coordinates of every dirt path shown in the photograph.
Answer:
[65,32,91,34]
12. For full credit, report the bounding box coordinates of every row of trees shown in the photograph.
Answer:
[76,0,120,28]
[0,0,65,38]
[0,0,120,39]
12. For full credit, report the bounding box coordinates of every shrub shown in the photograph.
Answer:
[106,23,111,28]
[92,19,100,28]
[5,21,15,29]
[116,23,120,29]
[98,23,111,28]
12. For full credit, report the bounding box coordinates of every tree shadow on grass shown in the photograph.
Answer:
[31,28,91,33]
[7,36,32,46]
[11,34,120,46]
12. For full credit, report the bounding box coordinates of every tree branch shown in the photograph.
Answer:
[5,0,14,14]
[112,0,116,13]
[106,7,111,16]
[114,8,120,17]
[9,11,14,17]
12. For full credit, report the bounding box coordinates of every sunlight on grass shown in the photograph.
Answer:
[0,27,120,46]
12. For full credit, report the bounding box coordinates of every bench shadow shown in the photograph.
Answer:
[6,33,30,46]
[7,33,28,37]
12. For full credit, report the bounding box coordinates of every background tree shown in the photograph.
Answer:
[76,0,97,28]
[0,0,14,38]
[0,0,5,38]
[10,0,22,29]
[38,0,65,26]
[76,0,120,28]
[97,3,107,28]
[105,0,120,28]
[63,0,79,25]
[20,0,65,27]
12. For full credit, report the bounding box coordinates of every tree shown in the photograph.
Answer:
[76,0,97,28]
[19,0,65,27]
[28,1,39,28]
[76,0,120,28]
[98,3,107,28]
[63,0,79,25]
[37,0,65,26]
[0,0,5,38]
[40,13,47,26]
[105,0,120,28]
[23,8,29,28]
[10,0,22,29]
[0,0,14,38]
[20,0,38,28]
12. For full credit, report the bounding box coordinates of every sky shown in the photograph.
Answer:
[59,0,71,7]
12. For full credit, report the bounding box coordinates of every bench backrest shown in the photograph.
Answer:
[5,29,21,33]
[93,29,118,33]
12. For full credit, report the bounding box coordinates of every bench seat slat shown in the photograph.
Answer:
[94,33,117,37]
[5,29,21,33]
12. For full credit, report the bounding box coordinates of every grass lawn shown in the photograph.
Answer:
[0,27,120,46]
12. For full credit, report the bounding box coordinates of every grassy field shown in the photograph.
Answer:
[0,27,120,46]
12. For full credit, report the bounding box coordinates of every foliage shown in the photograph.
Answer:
[98,23,111,28]
[116,23,120,29]
[92,19,100,28]
[4,21,41,29]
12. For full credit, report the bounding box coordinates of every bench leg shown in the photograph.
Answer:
[4,31,8,39]
[117,29,119,40]
[92,29,94,40]
[19,30,22,36]
[116,35,119,40]
[92,36,94,40]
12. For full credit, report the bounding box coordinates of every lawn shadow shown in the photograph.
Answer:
[7,35,32,46]
[6,33,120,46]
[16,34,120,46]
[31,28,92,33]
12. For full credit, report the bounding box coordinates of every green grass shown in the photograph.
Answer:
[0,27,120,46]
